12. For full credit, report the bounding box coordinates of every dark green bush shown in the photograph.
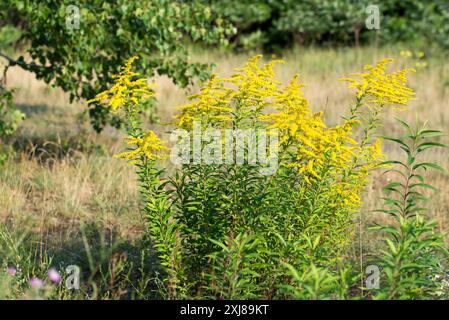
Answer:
[205,0,449,50]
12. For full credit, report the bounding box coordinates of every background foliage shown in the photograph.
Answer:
[204,0,449,50]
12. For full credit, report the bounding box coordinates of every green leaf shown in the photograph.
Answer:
[418,130,445,138]
[416,141,447,153]
[410,174,424,182]
[409,183,438,192]
[383,182,402,189]
[381,136,410,151]
[413,162,446,173]
[395,118,412,134]
[407,155,415,165]
[380,160,408,169]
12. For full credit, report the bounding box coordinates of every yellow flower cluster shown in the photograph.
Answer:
[176,55,386,198]
[185,55,411,208]
[176,75,234,130]
[340,58,415,106]
[335,59,416,207]
[262,75,361,185]
[333,138,384,207]
[415,61,428,69]
[115,130,169,163]
[88,57,167,163]
[176,55,283,130]
[87,56,154,111]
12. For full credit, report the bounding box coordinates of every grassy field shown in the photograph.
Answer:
[1,45,448,298]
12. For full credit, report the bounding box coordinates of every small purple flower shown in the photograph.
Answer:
[47,268,61,284]
[29,277,44,289]
[6,266,16,276]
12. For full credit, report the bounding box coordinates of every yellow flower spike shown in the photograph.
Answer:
[260,70,365,182]
[87,56,155,112]
[340,59,416,108]
[175,55,284,130]
[115,130,169,162]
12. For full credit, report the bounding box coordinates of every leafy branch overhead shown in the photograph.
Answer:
[0,0,235,131]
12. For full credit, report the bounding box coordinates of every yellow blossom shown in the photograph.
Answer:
[173,56,396,207]
[87,56,154,112]
[262,74,361,184]
[176,55,283,130]
[340,58,416,107]
[115,130,169,162]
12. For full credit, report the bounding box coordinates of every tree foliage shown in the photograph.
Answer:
[204,0,449,50]
[0,0,234,131]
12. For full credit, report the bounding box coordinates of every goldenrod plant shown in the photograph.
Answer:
[90,55,447,299]
[370,120,448,299]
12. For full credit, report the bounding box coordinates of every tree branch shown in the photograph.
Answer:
[0,51,47,70]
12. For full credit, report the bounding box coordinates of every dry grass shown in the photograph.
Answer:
[1,45,448,251]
